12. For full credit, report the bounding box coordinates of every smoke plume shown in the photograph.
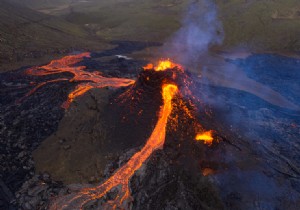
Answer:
[164,0,224,66]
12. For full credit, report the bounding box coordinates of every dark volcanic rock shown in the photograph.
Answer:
[130,150,223,210]
[0,69,69,209]
[0,41,158,208]
[14,173,67,210]
[79,141,223,210]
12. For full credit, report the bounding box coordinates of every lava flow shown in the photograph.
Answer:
[50,84,178,210]
[20,56,214,209]
[195,130,214,146]
[19,53,135,108]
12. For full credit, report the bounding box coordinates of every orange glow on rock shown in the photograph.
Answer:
[143,59,182,72]
[195,130,214,146]
[202,168,215,176]
[155,59,176,71]
[20,53,135,109]
[61,83,94,109]
[50,84,178,209]
[143,63,154,70]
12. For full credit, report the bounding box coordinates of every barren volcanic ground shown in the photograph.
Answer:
[1,41,300,209]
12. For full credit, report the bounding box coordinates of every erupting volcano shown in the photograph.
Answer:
[2,0,299,209]
[15,53,217,210]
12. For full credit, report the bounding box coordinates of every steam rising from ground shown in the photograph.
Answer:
[162,1,300,208]
[164,0,299,111]
[165,0,223,66]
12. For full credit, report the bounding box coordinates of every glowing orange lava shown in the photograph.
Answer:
[22,54,218,208]
[195,130,214,146]
[202,167,215,176]
[143,59,182,72]
[143,63,154,70]
[20,53,135,109]
[50,84,178,210]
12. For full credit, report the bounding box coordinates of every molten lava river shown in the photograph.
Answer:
[19,53,135,109]
[18,54,214,210]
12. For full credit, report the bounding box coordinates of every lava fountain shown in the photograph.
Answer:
[18,53,135,109]
[143,59,182,72]
[50,84,178,210]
